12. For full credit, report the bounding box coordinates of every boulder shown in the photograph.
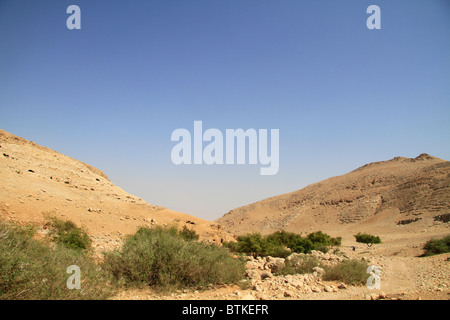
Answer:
[246,270,261,281]
[260,271,273,280]
[324,285,333,293]
[312,266,326,277]
[265,257,285,273]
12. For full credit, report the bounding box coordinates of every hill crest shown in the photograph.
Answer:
[216,153,449,237]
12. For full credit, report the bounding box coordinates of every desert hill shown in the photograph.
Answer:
[217,153,450,242]
[0,129,232,251]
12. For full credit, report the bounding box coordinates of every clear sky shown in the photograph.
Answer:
[1,0,449,221]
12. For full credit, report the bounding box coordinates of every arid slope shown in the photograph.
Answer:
[0,129,232,251]
[217,153,450,242]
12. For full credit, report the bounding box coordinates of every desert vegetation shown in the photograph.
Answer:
[275,253,369,285]
[102,225,246,291]
[0,219,246,299]
[0,220,113,300]
[1,214,448,300]
[422,235,450,256]
[224,230,342,258]
[44,216,92,251]
[354,232,382,247]
[226,230,372,287]
[321,259,369,285]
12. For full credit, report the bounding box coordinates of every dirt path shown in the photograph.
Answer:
[381,257,411,293]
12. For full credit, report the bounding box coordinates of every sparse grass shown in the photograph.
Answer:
[44,216,92,251]
[101,225,246,292]
[0,220,115,300]
[276,253,368,286]
[276,255,321,275]
[322,259,368,285]
[237,279,253,291]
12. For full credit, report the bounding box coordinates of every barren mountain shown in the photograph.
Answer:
[217,153,450,240]
[0,129,232,251]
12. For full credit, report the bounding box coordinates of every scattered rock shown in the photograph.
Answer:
[265,257,285,273]
[260,271,273,280]
[246,270,261,281]
[324,286,333,293]
[312,266,325,277]
[284,290,295,297]
[338,283,348,290]
[311,286,321,293]
[370,293,379,300]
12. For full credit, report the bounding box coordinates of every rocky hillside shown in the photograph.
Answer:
[0,129,233,251]
[217,153,450,238]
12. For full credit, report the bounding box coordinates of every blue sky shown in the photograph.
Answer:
[1,0,449,220]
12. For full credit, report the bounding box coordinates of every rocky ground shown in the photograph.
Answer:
[112,245,450,300]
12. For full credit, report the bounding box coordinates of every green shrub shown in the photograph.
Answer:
[354,232,381,247]
[322,259,369,285]
[0,221,114,300]
[306,231,342,250]
[307,231,331,245]
[330,236,342,247]
[178,225,199,242]
[226,230,341,257]
[265,231,298,246]
[232,233,291,258]
[45,217,92,251]
[266,231,311,254]
[422,235,450,256]
[102,226,245,291]
[222,240,238,252]
[288,237,315,254]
